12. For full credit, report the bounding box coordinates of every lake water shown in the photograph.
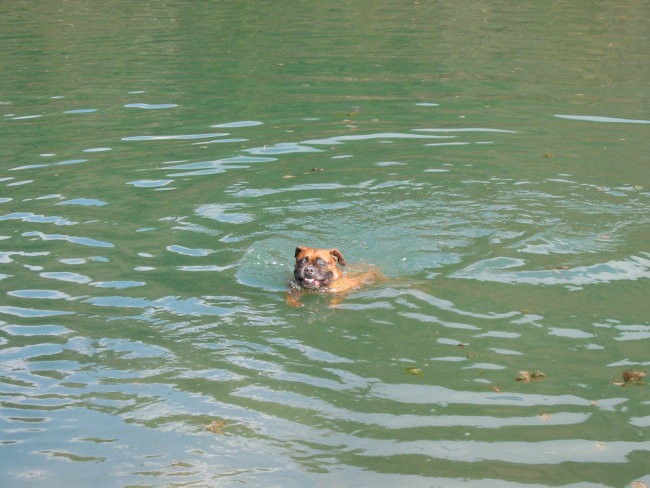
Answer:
[1,2,649,487]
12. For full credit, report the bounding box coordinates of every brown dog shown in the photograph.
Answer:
[287,246,384,307]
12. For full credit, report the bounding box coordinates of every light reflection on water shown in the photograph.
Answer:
[1,1,650,487]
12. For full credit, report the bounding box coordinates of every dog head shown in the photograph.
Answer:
[293,246,346,290]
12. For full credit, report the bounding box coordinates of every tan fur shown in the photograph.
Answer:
[287,246,385,307]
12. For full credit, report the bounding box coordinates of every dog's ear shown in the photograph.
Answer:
[295,246,306,258]
[330,249,347,266]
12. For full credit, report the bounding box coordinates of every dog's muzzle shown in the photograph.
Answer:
[294,265,334,290]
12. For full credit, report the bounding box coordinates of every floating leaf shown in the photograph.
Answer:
[623,370,646,383]
[205,420,226,434]
[516,370,545,383]
[405,367,423,377]
[516,371,531,383]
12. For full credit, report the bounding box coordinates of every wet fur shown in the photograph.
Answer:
[287,246,384,307]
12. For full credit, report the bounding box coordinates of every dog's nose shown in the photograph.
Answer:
[303,265,315,277]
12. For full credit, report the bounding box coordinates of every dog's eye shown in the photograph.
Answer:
[298,258,308,266]
[315,258,328,267]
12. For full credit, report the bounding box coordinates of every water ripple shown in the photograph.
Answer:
[124,103,178,109]
[7,289,73,299]
[339,437,650,465]
[127,179,173,188]
[57,198,108,207]
[122,133,224,141]
[91,281,146,289]
[244,143,323,155]
[1,323,70,336]
[414,127,518,133]
[167,244,215,257]
[82,295,232,317]
[0,212,76,225]
[63,108,98,114]
[370,383,612,408]
[0,251,49,263]
[11,159,88,171]
[452,254,650,286]
[22,231,114,248]
[554,114,650,124]
[302,132,453,145]
[0,306,75,317]
[211,120,263,128]
[39,271,92,284]
[195,204,255,224]
[164,156,275,177]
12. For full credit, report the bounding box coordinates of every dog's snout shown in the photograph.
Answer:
[303,265,316,277]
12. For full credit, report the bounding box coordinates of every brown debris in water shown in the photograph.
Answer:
[623,370,646,382]
[205,420,227,434]
[611,370,646,387]
[405,366,423,377]
[516,370,545,383]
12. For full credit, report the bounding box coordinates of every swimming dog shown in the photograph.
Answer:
[287,246,384,307]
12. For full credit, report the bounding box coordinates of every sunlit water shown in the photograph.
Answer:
[1,2,649,487]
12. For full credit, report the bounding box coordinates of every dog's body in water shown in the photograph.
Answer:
[287,246,385,307]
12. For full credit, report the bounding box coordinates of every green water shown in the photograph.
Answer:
[1,1,649,487]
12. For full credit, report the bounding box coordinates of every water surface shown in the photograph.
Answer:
[1,1,649,487]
